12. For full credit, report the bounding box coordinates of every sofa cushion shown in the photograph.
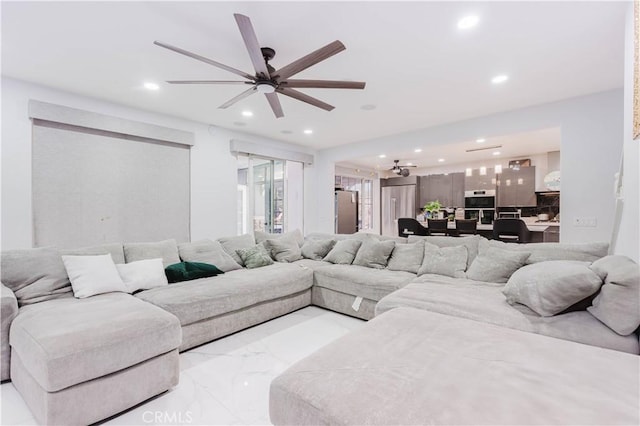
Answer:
[387,240,424,274]
[135,263,313,326]
[503,261,602,317]
[292,259,333,271]
[352,240,395,269]
[1,283,18,381]
[218,234,255,266]
[408,235,481,269]
[323,239,362,264]
[484,240,608,264]
[314,264,415,301]
[255,229,304,246]
[116,258,168,292]
[588,256,640,336]
[1,247,73,306]
[264,234,303,263]
[418,243,467,278]
[301,239,336,261]
[10,293,181,392]
[178,239,241,272]
[376,277,639,354]
[466,239,530,283]
[237,244,275,269]
[60,243,125,264]
[270,308,640,426]
[123,239,180,268]
[62,254,127,298]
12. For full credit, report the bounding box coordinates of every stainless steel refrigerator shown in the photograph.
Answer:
[335,190,359,234]
[381,183,416,237]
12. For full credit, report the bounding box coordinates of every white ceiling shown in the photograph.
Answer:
[1,1,626,150]
[339,127,561,172]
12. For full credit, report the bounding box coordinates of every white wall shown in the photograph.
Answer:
[310,89,624,244]
[613,3,640,262]
[1,77,315,249]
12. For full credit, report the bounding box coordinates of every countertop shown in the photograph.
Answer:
[419,217,560,232]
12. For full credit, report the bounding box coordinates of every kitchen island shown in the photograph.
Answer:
[417,217,560,242]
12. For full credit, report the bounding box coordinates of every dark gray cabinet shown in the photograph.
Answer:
[418,172,465,209]
[496,166,536,207]
[464,167,495,191]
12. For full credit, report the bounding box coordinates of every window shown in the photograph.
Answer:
[335,175,374,230]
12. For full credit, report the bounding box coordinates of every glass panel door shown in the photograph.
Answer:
[252,157,273,233]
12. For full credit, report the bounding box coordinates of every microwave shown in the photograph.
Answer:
[464,190,496,209]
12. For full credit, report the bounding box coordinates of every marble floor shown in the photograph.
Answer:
[0,307,365,425]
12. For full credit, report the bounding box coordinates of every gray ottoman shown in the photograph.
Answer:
[270,307,639,425]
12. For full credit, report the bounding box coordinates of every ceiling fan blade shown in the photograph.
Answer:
[234,14,270,79]
[265,92,284,118]
[280,79,366,90]
[273,40,345,81]
[218,87,257,109]
[277,87,334,111]
[166,80,251,84]
[154,40,254,81]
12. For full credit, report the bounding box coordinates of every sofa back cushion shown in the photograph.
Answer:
[484,240,608,264]
[60,243,125,264]
[588,256,640,336]
[387,241,424,274]
[255,229,304,247]
[178,239,241,272]
[264,234,303,263]
[301,239,336,261]
[503,261,603,317]
[218,234,255,266]
[324,240,363,265]
[124,239,180,268]
[352,240,395,269]
[1,247,73,306]
[408,235,481,269]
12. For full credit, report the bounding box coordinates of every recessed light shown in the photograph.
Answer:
[457,15,479,30]
[493,151,501,156]
[414,148,422,153]
[143,82,159,91]
[241,110,253,117]
[491,75,509,84]
[378,154,387,159]
[438,158,445,162]
[476,138,486,143]
[407,162,413,166]
[303,129,313,135]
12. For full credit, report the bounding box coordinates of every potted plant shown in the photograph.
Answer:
[423,200,442,219]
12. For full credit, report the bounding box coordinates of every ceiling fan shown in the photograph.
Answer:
[154,13,366,118]
[390,160,417,177]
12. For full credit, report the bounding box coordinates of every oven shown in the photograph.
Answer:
[464,190,496,209]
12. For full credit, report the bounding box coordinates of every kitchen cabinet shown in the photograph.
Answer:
[464,167,495,191]
[418,172,465,208]
[496,166,536,207]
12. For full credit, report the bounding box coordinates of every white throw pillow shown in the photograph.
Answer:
[116,258,168,293]
[62,254,127,298]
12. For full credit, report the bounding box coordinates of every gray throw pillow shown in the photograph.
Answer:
[503,261,602,317]
[61,243,125,264]
[178,239,242,272]
[218,234,255,266]
[408,235,481,269]
[255,229,304,246]
[588,255,640,335]
[264,234,303,263]
[352,240,395,269]
[1,247,73,306]
[323,239,363,265]
[236,244,274,269]
[123,239,180,268]
[418,243,468,278]
[466,239,531,283]
[387,241,424,274]
[301,239,336,260]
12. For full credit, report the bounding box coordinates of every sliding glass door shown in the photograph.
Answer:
[237,155,300,235]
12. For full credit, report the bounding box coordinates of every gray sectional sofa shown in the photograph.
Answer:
[1,230,638,425]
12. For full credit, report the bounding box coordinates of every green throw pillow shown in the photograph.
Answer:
[164,262,224,284]
[236,244,274,269]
